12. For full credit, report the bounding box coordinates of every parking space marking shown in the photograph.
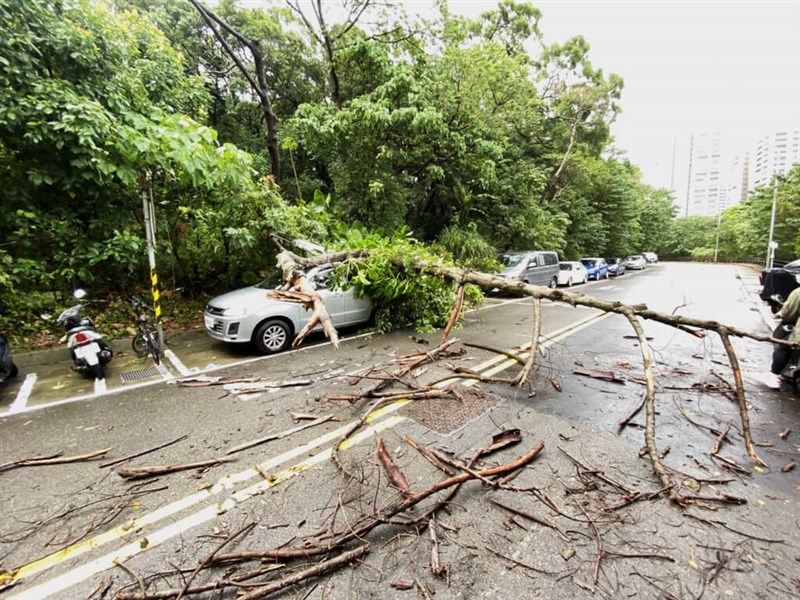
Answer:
[165,349,191,376]
[7,373,36,414]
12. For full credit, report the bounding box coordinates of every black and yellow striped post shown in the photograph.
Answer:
[141,174,164,352]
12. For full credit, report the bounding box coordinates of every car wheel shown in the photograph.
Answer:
[254,319,292,354]
[549,277,557,289]
[604,270,609,279]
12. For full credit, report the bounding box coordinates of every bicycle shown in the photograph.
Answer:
[127,295,161,365]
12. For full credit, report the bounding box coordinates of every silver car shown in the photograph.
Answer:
[625,255,647,270]
[204,265,373,354]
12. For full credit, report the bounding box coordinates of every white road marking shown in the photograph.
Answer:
[7,373,36,413]
[6,414,406,599]
[2,309,612,596]
[93,378,107,395]
[165,348,191,375]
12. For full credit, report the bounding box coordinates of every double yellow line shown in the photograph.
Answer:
[4,310,609,598]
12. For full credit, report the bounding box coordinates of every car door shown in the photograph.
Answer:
[343,288,373,325]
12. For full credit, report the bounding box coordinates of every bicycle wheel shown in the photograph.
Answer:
[147,332,161,365]
[132,333,149,358]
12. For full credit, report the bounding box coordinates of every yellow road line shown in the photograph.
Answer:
[3,310,609,596]
[9,415,406,600]
[2,401,409,587]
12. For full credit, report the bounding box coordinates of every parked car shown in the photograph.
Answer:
[606,257,626,277]
[625,255,647,270]
[497,251,560,288]
[760,258,800,313]
[579,257,609,280]
[557,261,589,287]
[204,264,374,354]
[643,252,659,264]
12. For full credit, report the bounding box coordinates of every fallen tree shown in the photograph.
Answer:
[271,243,797,506]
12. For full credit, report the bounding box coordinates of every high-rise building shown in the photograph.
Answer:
[749,130,800,191]
[670,129,799,217]
[685,131,726,217]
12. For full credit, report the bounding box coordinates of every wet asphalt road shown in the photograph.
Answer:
[1,262,798,600]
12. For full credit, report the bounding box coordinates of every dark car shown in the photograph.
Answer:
[606,257,626,277]
[760,259,800,313]
[0,334,18,384]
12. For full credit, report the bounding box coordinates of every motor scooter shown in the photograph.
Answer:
[54,290,113,380]
[770,297,800,395]
[0,333,18,384]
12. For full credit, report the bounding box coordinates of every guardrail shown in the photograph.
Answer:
[665,256,767,267]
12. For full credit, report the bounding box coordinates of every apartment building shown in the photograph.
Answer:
[749,130,800,191]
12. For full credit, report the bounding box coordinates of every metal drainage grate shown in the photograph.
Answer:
[121,365,167,383]
[399,385,501,435]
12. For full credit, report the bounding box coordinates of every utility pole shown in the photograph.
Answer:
[140,174,164,353]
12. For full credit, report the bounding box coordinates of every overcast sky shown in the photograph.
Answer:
[255,1,799,189]
[424,0,800,189]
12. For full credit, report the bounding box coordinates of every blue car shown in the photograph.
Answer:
[606,257,626,277]
[580,257,609,280]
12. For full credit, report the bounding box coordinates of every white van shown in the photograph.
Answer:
[498,251,560,288]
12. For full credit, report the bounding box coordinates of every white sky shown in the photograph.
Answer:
[424,0,800,189]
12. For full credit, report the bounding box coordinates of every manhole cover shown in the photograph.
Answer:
[121,365,168,383]
[399,385,501,435]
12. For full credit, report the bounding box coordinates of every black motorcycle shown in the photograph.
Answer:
[0,334,18,384]
[55,290,113,380]
[771,300,799,395]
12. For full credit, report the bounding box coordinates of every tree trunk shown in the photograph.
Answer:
[188,0,280,179]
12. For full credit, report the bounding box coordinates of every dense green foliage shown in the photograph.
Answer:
[663,165,800,262]
[1,0,796,347]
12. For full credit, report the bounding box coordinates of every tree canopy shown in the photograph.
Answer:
[0,0,795,340]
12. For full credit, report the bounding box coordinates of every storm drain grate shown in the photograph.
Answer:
[399,386,501,435]
[121,365,167,383]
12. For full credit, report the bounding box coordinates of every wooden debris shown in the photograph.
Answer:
[226,415,335,455]
[573,369,626,384]
[101,435,188,469]
[115,457,234,480]
[0,448,112,474]
[375,433,412,498]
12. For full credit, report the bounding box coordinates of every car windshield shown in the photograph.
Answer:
[559,263,571,271]
[500,254,526,268]
[580,259,595,267]
[255,271,284,290]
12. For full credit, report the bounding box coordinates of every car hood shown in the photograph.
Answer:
[207,286,286,311]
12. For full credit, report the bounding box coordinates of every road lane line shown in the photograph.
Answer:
[480,312,612,378]
[6,415,407,600]
[7,373,36,413]
[2,310,610,594]
[0,400,409,589]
